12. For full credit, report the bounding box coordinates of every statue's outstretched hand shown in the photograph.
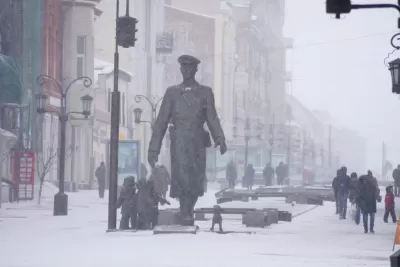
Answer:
[215,139,227,155]
[148,151,158,168]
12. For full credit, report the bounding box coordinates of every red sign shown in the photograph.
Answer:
[11,150,35,201]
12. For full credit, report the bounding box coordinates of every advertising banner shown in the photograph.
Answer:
[11,150,35,200]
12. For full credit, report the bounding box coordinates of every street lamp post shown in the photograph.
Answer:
[133,95,163,129]
[244,118,251,168]
[36,75,93,216]
[268,113,275,164]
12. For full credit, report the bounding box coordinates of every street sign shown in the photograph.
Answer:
[11,150,35,201]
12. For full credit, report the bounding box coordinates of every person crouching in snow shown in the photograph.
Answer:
[115,176,137,230]
[210,205,223,232]
[384,186,397,223]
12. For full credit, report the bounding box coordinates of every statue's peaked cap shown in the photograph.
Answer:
[178,54,201,65]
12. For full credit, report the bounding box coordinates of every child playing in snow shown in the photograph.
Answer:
[115,176,137,230]
[384,185,397,223]
[210,205,223,232]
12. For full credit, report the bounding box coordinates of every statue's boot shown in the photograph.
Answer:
[179,196,194,226]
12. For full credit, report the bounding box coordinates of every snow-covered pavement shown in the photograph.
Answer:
[0,184,396,267]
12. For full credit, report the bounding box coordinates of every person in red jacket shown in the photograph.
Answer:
[384,186,397,223]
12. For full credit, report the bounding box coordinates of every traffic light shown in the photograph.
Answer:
[116,15,138,48]
[326,0,352,19]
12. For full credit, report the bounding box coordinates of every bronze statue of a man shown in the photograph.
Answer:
[148,55,227,226]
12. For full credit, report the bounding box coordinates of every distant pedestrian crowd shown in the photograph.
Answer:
[332,166,396,234]
[225,160,289,190]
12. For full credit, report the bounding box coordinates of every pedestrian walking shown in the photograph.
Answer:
[348,172,360,225]
[276,162,285,186]
[263,162,274,186]
[226,160,237,189]
[393,165,400,196]
[332,169,340,215]
[243,164,255,190]
[357,174,378,233]
[95,162,106,198]
[336,166,351,220]
[384,185,397,223]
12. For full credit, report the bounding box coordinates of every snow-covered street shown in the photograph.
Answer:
[0,184,396,267]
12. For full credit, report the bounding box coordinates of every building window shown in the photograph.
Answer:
[122,93,126,126]
[77,36,86,77]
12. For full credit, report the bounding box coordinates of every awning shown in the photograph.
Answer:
[0,54,22,103]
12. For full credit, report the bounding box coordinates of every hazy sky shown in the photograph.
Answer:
[284,0,400,170]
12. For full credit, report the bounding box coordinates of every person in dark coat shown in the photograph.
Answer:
[276,162,285,186]
[357,174,378,233]
[384,185,397,223]
[393,165,400,196]
[95,162,106,198]
[226,160,237,189]
[263,162,274,186]
[336,166,351,220]
[349,172,360,224]
[210,205,223,232]
[148,55,227,226]
[115,176,137,230]
[332,169,341,215]
[243,164,255,190]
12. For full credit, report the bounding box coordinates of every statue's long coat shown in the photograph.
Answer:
[149,83,224,199]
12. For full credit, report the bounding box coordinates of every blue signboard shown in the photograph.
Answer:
[107,140,141,186]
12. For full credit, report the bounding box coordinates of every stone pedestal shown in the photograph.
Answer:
[158,210,180,225]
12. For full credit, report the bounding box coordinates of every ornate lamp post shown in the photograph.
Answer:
[36,74,93,216]
[133,95,163,129]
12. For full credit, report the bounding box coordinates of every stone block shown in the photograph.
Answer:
[153,225,197,235]
[242,211,268,228]
[158,210,180,225]
[278,211,292,222]
[263,208,279,224]
[307,197,323,206]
